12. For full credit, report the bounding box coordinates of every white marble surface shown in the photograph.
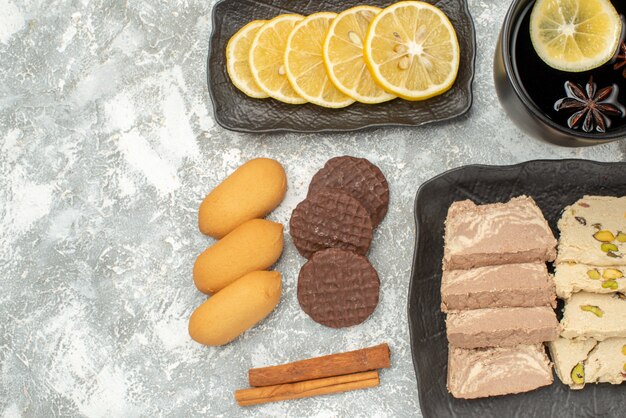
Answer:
[0,0,625,417]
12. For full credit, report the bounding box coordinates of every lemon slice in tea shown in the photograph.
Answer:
[530,0,622,72]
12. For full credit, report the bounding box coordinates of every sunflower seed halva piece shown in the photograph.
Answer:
[443,196,556,271]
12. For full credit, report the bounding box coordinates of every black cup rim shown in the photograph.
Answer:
[501,0,626,141]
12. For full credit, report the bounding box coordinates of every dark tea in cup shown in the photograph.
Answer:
[494,0,626,146]
[514,1,626,133]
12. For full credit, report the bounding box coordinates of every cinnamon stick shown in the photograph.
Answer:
[248,343,390,387]
[235,371,379,407]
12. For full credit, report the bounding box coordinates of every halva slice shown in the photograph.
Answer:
[443,196,557,271]
[561,292,626,340]
[446,306,559,349]
[554,263,626,299]
[557,196,626,266]
[441,263,556,312]
[549,337,626,389]
[585,337,626,386]
[548,337,597,389]
[447,344,553,399]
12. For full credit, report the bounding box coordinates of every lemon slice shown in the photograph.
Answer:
[323,6,396,104]
[530,0,622,72]
[250,14,307,104]
[285,12,355,108]
[364,1,460,101]
[226,21,269,98]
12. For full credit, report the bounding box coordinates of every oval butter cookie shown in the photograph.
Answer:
[199,158,287,238]
[193,219,283,294]
[189,270,282,346]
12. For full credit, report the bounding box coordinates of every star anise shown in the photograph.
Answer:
[554,76,625,133]
[614,42,626,78]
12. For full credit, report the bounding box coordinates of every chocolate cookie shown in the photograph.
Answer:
[290,189,373,259]
[297,248,380,328]
[308,156,389,227]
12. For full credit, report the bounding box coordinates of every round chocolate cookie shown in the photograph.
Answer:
[290,189,373,259]
[297,248,380,328]
[308,156,389,227]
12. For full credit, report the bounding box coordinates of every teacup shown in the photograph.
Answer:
[494,0,626,147]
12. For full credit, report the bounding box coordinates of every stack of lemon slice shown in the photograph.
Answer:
[225,1,460,108]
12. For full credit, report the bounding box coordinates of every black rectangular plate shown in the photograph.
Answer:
[408,159,626,418]
[207,0,476,133]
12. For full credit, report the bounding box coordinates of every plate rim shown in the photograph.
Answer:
[206,0,477,134]
[406,158,626,417]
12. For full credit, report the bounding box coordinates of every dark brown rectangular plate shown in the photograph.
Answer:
[207,0,476,133]
[408,159,626,418]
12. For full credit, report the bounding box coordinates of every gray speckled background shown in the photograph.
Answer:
[0,0,625,417]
